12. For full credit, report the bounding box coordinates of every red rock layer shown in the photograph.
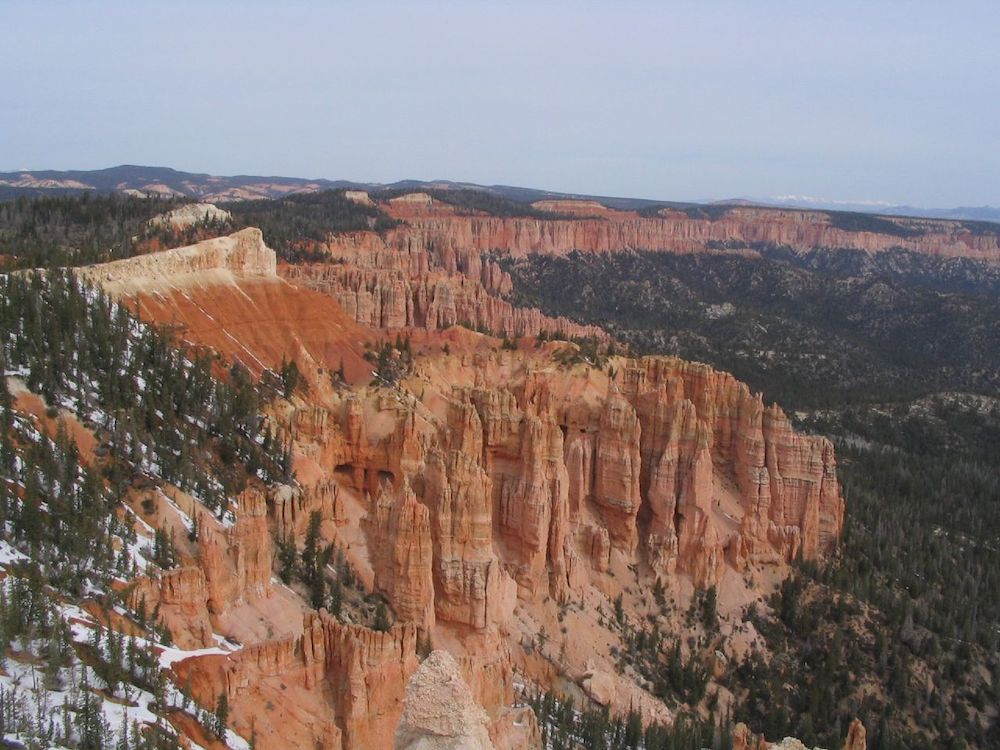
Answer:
[283,194,1000,354]
[200,486,273,612]
[79,228,376,387]
[421,447,518,629]
[179,612,419,750]
[369,481,436,630]
[273,344,840,649]
[381,198,1000,261]
[128,277,375,384]
[283,261,605,340]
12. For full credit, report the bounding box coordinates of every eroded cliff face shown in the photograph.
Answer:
[381,197,1000,261]
[129,485,276,649]
[84,224,847,749]
[370,481,436,630]
[175,612,419,750]
[283,256,604,340]
[251,344,840,743]
[412,353,842,598]
[281,194,1000,364]
[91,228,377,384]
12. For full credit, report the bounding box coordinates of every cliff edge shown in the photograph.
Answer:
[77,227,277,295]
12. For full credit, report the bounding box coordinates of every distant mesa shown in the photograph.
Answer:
[2,163,998,226]
[531,199,618,217]
[389,192,434,205]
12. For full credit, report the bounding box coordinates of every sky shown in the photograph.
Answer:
[2,0,998,207]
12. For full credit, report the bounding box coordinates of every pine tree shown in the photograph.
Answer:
[372,601,390,632]
[213,691,230,739]
[277,532,297,585]
[77,670,110,750]
[329,577,343,619]
[311,571,327,610]
[0,362,14,474]
[279,356,301,399]
[301,510,323,590]
[702,585,718,631]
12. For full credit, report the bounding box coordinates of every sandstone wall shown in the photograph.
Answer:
[284,261,605,340]
[353,351,845,635]
[216,612,419,750]
[381,202,1000,261]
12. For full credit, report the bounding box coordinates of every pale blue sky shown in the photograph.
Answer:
[2,0,998,206]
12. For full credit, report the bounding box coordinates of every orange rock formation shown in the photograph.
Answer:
[380,197,1000,261]
[84,219,850,749]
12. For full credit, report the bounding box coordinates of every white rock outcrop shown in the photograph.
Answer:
[394,650,495,750]
[343,190,374,206]
[148,202,232,229]
[77,227,276,295]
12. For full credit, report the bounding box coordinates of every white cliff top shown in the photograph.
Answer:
[394,650,495,750]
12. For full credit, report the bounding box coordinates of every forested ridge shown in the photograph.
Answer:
[0,193,419,748]
[222,190,399,262]
[0,193,199,269]
[0,189,401,269]
[500,248,1000,409]
[0,271,293,510]
[0,268,296,748]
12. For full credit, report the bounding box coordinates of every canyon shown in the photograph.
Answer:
[63,212,858,749]
[15,175,986,746]
[272,193,1000,358]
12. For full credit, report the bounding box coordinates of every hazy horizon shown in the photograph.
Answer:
[3,1,998,207]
